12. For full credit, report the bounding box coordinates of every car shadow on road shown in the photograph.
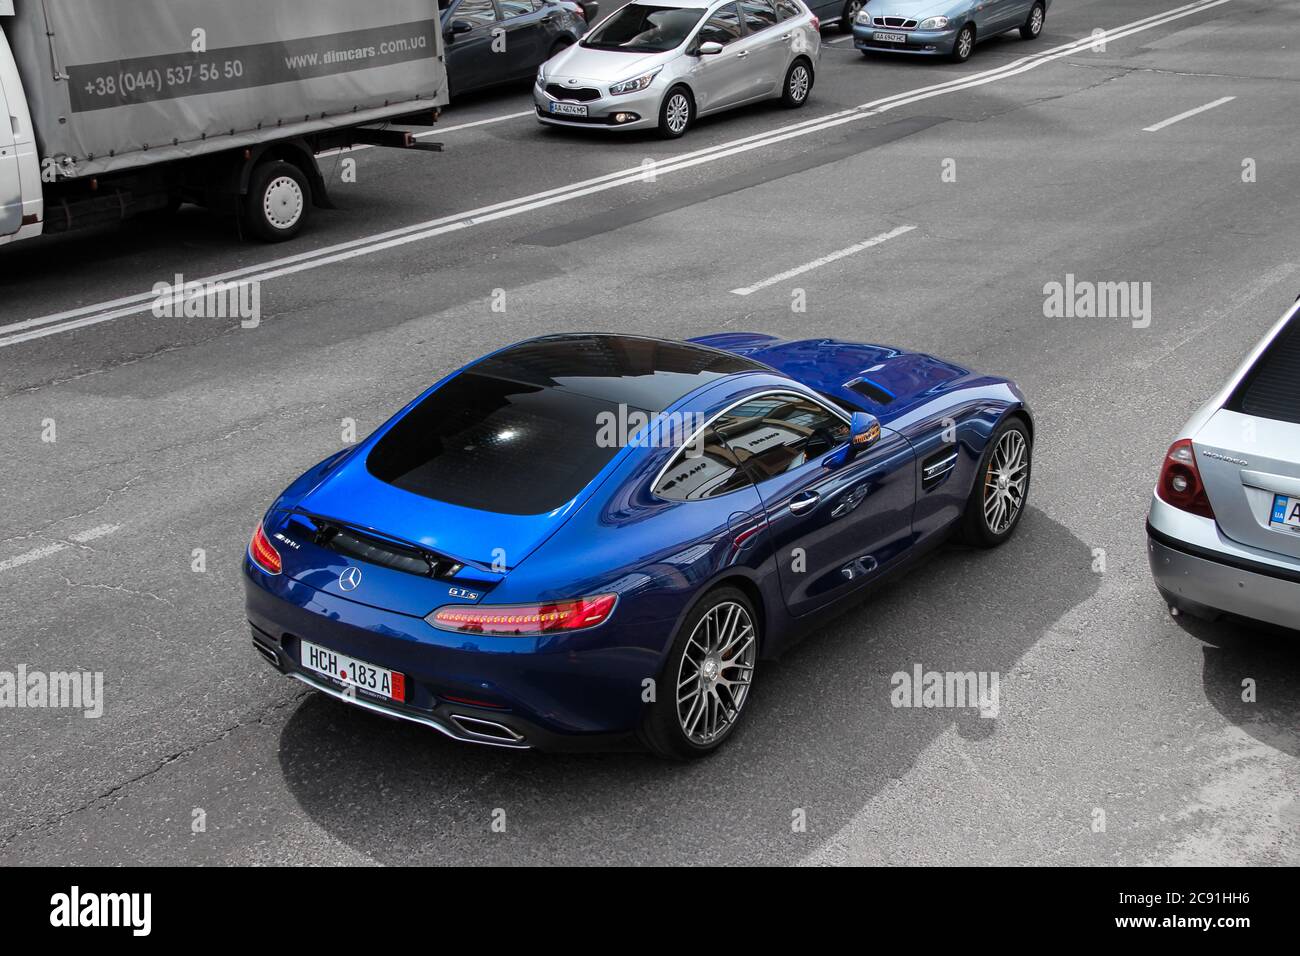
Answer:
[1170,614,1300,759]
[277,504,1100,864]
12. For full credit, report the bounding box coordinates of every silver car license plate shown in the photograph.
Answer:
[873,31,907,43]
[1270,494,1300,532]
[549,102,588,117]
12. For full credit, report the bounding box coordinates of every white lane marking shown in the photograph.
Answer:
[317,109,535,157]
[0,542,66,573]
[69,523,122,543]
[730,225,917,295]
[1142,95,1235,132]
[0,0,1234,349]
[0,523,121,572]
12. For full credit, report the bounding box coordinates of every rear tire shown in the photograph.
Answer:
[657,85,694,139]
[840,0,864,33]
[1020,1,1045,40]
[639,586,758,760]
[244,159,310,242]
[960,417,1032,547]
[780,59,813,108]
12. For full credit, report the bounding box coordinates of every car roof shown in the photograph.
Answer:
[466,333,769,412]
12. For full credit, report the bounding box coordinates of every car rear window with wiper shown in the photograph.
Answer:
[366,371,631,515]
[1226,316,1300,425]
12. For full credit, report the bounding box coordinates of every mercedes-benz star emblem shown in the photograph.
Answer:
[338,566,362,591]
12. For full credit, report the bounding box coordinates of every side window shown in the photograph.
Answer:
[716,393,849,483]
[454,0,499,26]
[775,0,803,20]
[740,0,778,32]
[499,0,535,19]
[653,427,755,501]
[697,3,745,45]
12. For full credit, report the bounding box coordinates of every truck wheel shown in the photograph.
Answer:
[245,160,310,242]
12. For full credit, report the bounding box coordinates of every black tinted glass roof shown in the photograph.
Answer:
[470,334,765,411]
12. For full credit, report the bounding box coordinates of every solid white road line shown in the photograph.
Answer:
[0,0,1234,349]
[730,225,917,295]
[1142,95,1236,132]
[0,523,121,572]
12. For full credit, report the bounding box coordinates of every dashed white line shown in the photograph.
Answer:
[0,0,1234,348]
[0,524,122,572]
[730,225,917,295]
[1142,95,1235,131]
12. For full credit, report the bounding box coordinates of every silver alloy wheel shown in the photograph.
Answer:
[788,64,810,102]
[676,600,756,745]
[263,175,305,231]
[1029,5,1043,34]
[983,429,1028,535]
[844,0,862,24]
[956,27,974,59]
[665,93,691,134]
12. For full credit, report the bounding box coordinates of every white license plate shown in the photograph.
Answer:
[549,102,588,116]
[1270,494,1300,531]
[300,639,405,702]
[873,31,907,43]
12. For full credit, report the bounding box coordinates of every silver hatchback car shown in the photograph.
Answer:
[535,0,821,138]
[1148,297,1300,633]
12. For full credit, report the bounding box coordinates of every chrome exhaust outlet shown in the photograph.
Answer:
[450,714,525,744]
[251,636,280,668]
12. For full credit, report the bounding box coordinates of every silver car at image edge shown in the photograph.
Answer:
[1148,296,1300,633]
[535,0,821,138]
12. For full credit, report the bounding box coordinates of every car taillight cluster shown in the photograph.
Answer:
[429,593,617,636]
[1156,439,1215,519]
[249,522,283,574]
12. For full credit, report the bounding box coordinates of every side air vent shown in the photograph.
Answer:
[921,450,959,490]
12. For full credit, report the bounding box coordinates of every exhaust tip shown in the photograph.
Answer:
[251,636,280,668]
[450,714,525,744]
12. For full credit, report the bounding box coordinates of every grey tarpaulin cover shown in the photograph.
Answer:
[4,0,448,178]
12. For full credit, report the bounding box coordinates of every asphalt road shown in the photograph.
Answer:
[1,0,1298,865]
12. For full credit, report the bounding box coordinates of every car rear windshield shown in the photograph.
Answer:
[366,372,630,515]
[583,4,706,52]
[1226,316,1300,425]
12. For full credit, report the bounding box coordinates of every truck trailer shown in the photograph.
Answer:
[0,0,449,246]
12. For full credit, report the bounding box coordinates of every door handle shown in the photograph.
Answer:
[736,50,749,57]
[780,33,792,39]
[788,491,820,515]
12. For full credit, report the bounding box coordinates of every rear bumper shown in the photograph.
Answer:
[244,561,664,750]
[1147,523,1300,632]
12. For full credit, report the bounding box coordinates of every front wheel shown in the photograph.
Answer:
[960,417,1032,547]
[949,23,975,63]
[639,587,759,759]
[780,59,813,108]
[658,86,694,139]
[1020,1,1045,40]
[244,159,310,242]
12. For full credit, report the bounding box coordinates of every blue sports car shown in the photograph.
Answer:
[244,333,1033,758]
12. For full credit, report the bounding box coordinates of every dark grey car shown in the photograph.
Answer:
[440,0,596,97]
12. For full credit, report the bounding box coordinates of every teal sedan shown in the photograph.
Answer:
[851,0,1047,62]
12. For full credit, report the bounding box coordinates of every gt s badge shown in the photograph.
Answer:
[447,587,480,600]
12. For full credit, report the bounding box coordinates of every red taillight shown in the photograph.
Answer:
[249,522,283,575]
[390,672,406,703]
[811,15,820,29]
[1157,439,1215,519]
[429,593,617,636]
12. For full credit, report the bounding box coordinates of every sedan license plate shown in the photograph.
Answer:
[1270,494,1300,532]
[549,102,588,117]
[300,639,405,702]
[873,31,907,43]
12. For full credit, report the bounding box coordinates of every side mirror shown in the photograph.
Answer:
[697,40,724,55]
[451,19,474,34]
[827,411,881,467]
